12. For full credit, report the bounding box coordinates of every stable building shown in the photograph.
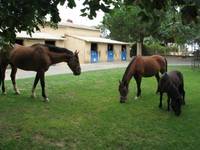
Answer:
[16,21,130,64]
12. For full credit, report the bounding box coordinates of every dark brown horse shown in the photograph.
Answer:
[0,43,81,102]
[159,71,185,116]
[119,55,167,103]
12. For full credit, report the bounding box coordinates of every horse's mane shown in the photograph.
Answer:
[31,44,73,55]
[122,56,136,82]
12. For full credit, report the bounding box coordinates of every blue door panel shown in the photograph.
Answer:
[107,50,114,61]
[91,50,98,63]
[121,50,126,61]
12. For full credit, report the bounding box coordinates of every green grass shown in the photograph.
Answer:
[0,66,200,150]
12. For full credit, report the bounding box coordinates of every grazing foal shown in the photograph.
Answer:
[159,71,185,116]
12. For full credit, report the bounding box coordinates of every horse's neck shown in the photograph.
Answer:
[122,69,134,86]
[122,60,136,85]
[49,52,68,64]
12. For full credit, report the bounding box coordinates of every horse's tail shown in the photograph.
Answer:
[164,57,168,72]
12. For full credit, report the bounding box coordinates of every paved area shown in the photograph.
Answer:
[5,62,129,80]
[5,56,192,80]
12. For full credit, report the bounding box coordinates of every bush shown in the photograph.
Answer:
[130,43,179,57]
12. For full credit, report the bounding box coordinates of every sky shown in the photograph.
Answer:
[58,0,104,26]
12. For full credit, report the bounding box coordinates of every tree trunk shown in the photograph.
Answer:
[136,42,142,56]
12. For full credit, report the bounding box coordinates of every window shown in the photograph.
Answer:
[91,43,97,51]
[108,44,113,51]
[45,40,56,45]
[15,39,24,45]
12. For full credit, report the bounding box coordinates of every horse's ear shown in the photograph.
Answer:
[75,50,79,55]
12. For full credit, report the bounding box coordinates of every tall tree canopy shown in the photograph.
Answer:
[84,0,200,54]
[124,0,200,25]
[102,5,163,42]
[1,0,200,47]
[0,0,117,46]
[102,4,165,55]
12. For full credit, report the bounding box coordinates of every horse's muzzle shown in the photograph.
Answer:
[74,72,81,75]
[175,110,181,116]
[73,67,81,75]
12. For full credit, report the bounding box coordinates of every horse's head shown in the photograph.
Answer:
[118,80,128,103]
[67,50,81,75]
[171,96,182,116]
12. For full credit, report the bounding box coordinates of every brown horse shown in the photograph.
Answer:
[0,43,81,102]
[119,55,167,103]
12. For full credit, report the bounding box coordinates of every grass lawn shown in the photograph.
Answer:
[0,66,200,150]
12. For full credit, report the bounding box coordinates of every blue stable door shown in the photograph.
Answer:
[91,50,98,63]
[107,50,114,61]
[121,50,126,61]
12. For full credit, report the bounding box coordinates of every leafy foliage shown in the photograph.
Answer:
[1,0,200,48]
[103,1,200,49]
[156,7,200,45]
[125,0,200,24]
[130,43,178,56]
[0,0,119,47]
[102,4,162,43]
[0,0,64,45]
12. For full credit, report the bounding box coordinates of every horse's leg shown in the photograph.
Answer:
[155,73,160,94]
[159,92,163,108]
[134,75,142,99]
[39,71,49,102]
[167,94,170,111]
[10,65,20,95]
[31,72,40,98]
[1,64,8,94]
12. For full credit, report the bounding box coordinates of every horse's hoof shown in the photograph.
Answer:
[43,98,50,102]
[31,94,36,99]
[2,92,6,95]
[15,91,20,95]
[134,96,138,100]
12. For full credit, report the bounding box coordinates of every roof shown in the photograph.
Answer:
[16,31,64,40]
[68,35,130,45]
[58,22,99,31]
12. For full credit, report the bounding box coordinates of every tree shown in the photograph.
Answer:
[102,4,164,55]
[156,6,200,52]
[0,0,118,47]
[155,7,191,45]
[1,0,200,49]
[124,0,200,25]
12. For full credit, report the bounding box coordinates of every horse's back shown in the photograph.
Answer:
[133,55,166,77]
[10,44,50,71]
[146,55,166,73]
[168,71,184,86]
